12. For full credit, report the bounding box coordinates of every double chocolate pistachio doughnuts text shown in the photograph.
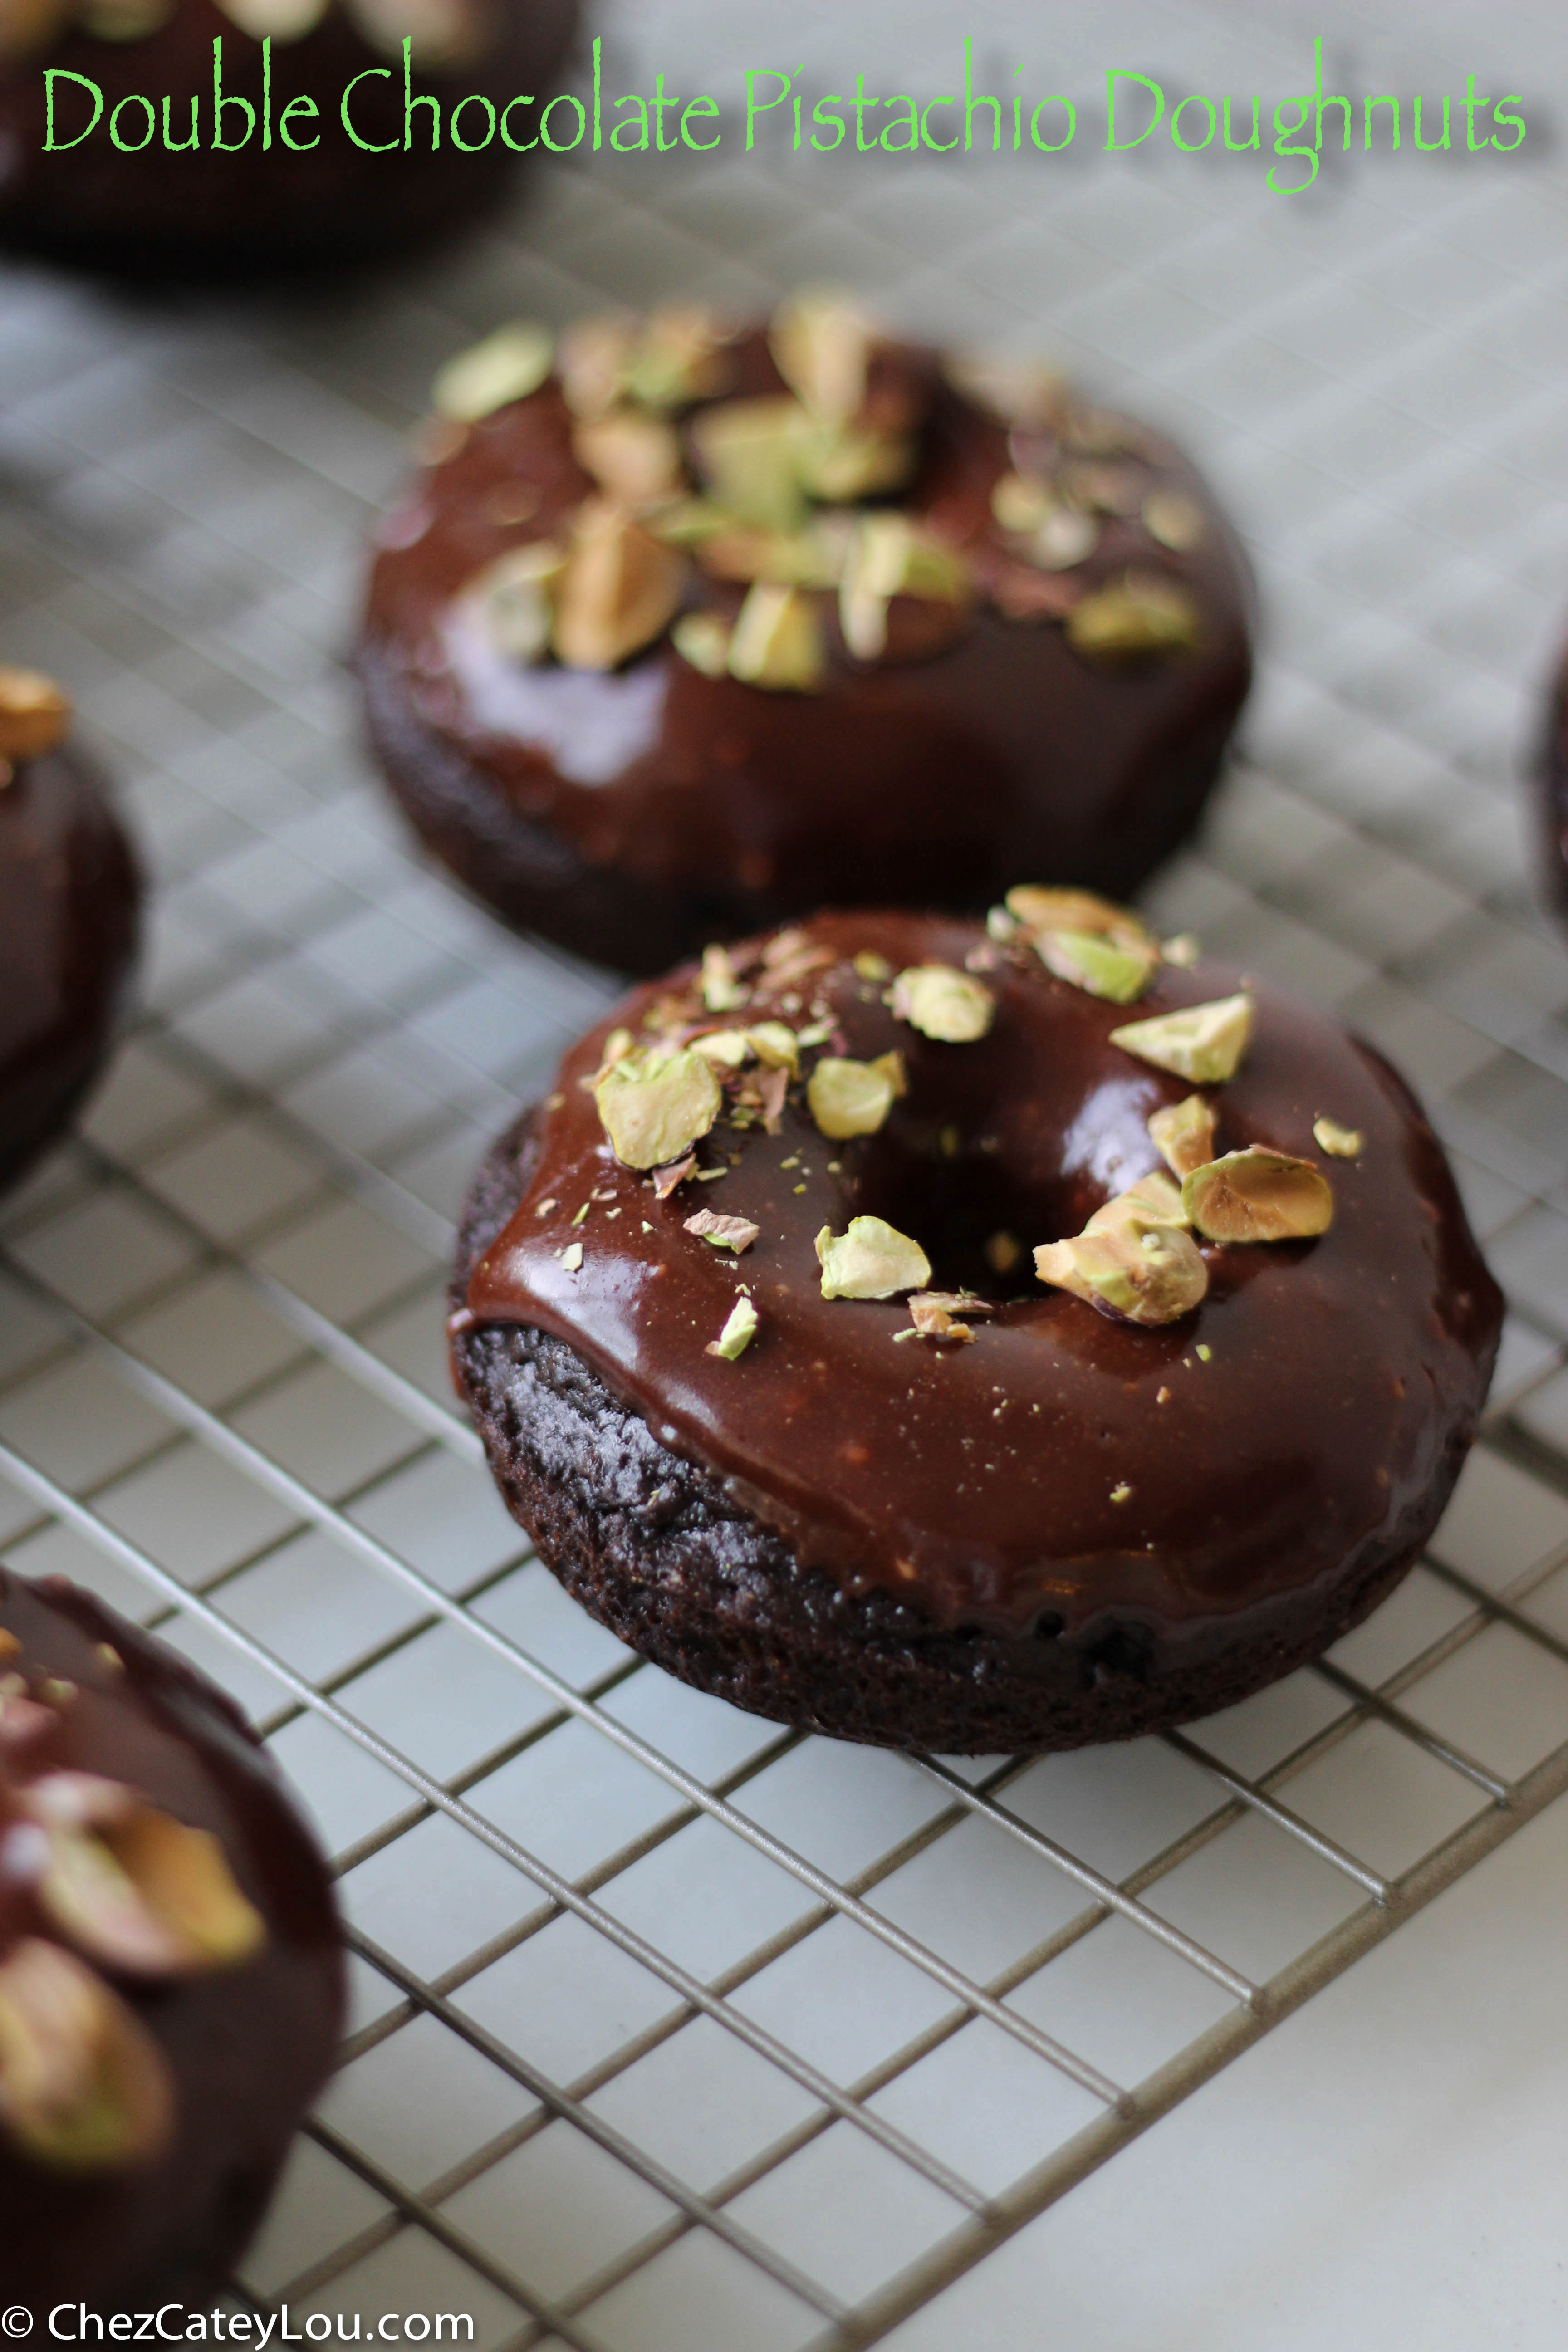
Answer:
[451,892,1500,1753]
[0,0,580,274]
[363,293,1254,971]
[0,1571,343,2312]
[0,667,140,1195]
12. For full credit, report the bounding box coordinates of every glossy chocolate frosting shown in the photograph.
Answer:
[0,0,580,274]
[466,910,1501,1640]
[363,324,1253,970]
[0,1570,343,2311]
[0,743,140,1194]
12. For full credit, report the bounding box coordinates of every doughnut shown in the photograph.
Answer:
[361,292,1254,974]
[0,667,141,1196]
[0,0,580,275]
[0,1569,344,2311]
[450,895,1500,1754]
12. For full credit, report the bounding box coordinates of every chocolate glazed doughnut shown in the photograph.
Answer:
[0,1570,344,2312]
[0,0,580,276]
[451,899,1500,1754]
[0,669,140,1195]
[362,294,1254,975]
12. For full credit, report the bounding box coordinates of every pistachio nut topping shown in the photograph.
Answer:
[699,943,748,1012]
[697,519,850,589]
[551,500,685,672]
[706,1294,758,1360]
[691,1029,752,1067]
[941,351,1072,432]
[0,667,71,766]
[671,611,731,678]
[1034,928,1159,1004]
[1142,487,1205,552]
[0,1938,173,2173]
[807,1054,900,1140]
[558,315,638,421]
[431,323,554,423]
[816,1216,932,1301]
[908,1290,997,1344]
[1181,1149,1333,1243]
[625,303,735,410]
[573,411,683,508]
[1110,993,1254,1085]
[461,541,564,664]
[747,1021,801,1075]
[1035,1202,1208,1327]
[1313,1117,1363,1158]
[769,288,874,426]
[1147,1093,1218,1179]
[1068,572,1201,660]
[1086,1168,1190,1234]
[839,514,970,662]
[727,583,828,693]
[891,964,995,1044]
[594,1046,722,1170]
[690,396,818,534]
[684,1209,759,1254]
[32,1788,265,1977]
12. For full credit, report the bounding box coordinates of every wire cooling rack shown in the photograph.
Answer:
[5,4,1568,2344]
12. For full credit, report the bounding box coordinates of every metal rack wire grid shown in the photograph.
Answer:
[5,4,1568,2346]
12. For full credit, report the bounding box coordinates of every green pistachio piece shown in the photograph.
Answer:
[698,522,849,589]
[770,288,872,425]
[0,1937,174,2173]
[853,951,892,981]
[700,943,748,1012]
[1005,886,1158,955]
[573,411,683,507]
[990,472,1054,533]
[1313,1117,1363,1158]
[459,541,564,665]
[1147,1094,1218,1179]
[557,315,637,421]
[1087,1170,1190,1235]
[1067,571,1201,659]
[684,1209,759,1254]
[625,303,733,410]
[431,322,554,422]
[690,396,817,532]
[839,514,970,662]
[1110,993,1254,1084]
[1035,928,1159,1004]
[727,583,828,693]
[1035,1214,1207,1326]
[816,1216,932,1300]
[807,1056,897,1140]
[747,1021,800,1075]
[1181,1149,1333,1243]
[671,612,731,677]
[595,1046,722,1169]
[891,963,996,1044]
[691,1029,752,1067]
[552,499,686,672]
[801,424,916,504]
[706,1294,759,1359]
[1142,488,1205,551]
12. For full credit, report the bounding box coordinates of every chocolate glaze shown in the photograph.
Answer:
[0,0,580,276]
[0,1571,344,2312]
[362,328,1254,974]
[466,910,1501,1642]
[0,744,140,1195]
[1538,642,1568,924]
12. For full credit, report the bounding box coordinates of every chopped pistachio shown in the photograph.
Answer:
[650,1154,696,1198]
[1110,1481,1133,1504]
[816,1216,931,1300]
[1062,460,1142,517]
[1035,1210,1207,1327]
[807,1056,898,1140]
[985,1230,1023,1276]
[840,514,970,662]
[573,410,682,507]
[942,351,1071,432]
[595,1046,722,1169]
[1162,932,1202,968]
[672,612,732,677]
[534,1196,558,1217]
[853,950,892,982]
[700,942,748,1012]
[891,963,995,1044]
[560,1241,584,1272]
[697,520,849,590]
[1148,1094,1218,1180]
[1027,507,1099,572]
[1196,1343,1213,1362]
[706,1294,759,1360]
[1110,993,1254,1085]
[599,1030,635,1072]
[727,583,828,692]
[431,322,553,422]
[0,1936,173,2172]
[1182,1149,1334,1244]
[557,314,637,421]
[690,396,816,532]
[1313,1117,1363,1159]
[908,1290,997,1345]
[627,302,733,409]
[801,423,916,504]
[460,541,564,666]
[552,499,686,671]
[692,1029,752,1067]
[570,1201,590,1227]
[747,1021,800,1074]
[35,1799,265,1978]
[684,1209,760,1254]
[1067,572,1201,659]
[990,472,1054,533]
[0,666,71,765]
[1087,1170,1190,1235]
[770,288,872,424]
[1035,927,1159,1004]
[1142,488,1205,552]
